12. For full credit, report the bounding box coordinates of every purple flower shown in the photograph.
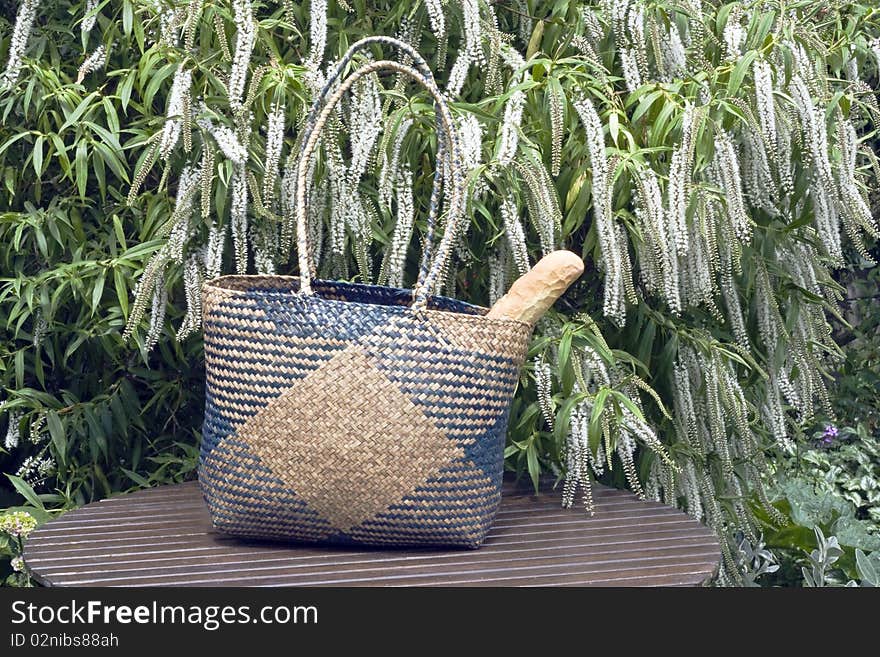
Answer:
[819,425,838,447]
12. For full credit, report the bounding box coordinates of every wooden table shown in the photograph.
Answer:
[23,480,720,587]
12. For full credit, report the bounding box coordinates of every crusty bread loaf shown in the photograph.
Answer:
[486,250,584,326]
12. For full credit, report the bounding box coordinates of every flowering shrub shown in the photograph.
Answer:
[799,423,880,528]
[0,509,38,586]
[1,1,879,585]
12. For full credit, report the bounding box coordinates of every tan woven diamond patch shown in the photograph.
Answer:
[236,346,464,532]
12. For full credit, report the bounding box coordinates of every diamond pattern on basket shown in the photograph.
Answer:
[235,346,464,531]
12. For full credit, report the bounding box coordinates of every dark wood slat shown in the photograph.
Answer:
[46,550,723,586]
[124,558,721,588]
[48,498,657,527]
[41,549,722,588]
[25,531,715,577]
[29,516,713,551]
[33,497,683,529]
[25,497,695,539]
[39,541,720,583]
[24,480,719,587]
[28,508,692,543]
[25,513,707,551]
[37,536,720,579]
[32,508,678,541]
[44,490,640,520]
[26,527,716,569]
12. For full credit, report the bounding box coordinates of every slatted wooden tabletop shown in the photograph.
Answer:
[23,479,719,587]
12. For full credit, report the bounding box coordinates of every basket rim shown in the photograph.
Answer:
[202,274,533,331]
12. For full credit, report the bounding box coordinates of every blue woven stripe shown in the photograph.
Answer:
[461,412,509,489]
[200,438,336,537]
[256,294,387,341]
[200,389,236,456]
[204,321,350,351]
[203,442,316,502]
[207,384,283,404]
[204,348,328,369]
[256,279,484,315]
[361,496,499,523]
[368,340,521,368]
[361,322,519,466]
[346,460,500,546]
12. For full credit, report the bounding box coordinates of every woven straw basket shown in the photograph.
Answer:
[198,37,533,548]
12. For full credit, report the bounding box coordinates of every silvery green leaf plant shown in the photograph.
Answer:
[735,535,779,587]
[800,526,879,588]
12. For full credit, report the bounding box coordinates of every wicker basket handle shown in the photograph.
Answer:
[304,36,440,121]
[294,38,465,310]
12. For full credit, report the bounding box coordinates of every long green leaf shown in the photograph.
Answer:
[6,474,46,511]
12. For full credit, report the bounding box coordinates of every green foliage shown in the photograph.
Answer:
[801,528,848,587]
[764,477,879,552]
[855,548,880,586]
[1,0,880,588]
[735,525,880,587]
[799,528,879,587]
[752,235,880,586]
[799,424,880,526]
[749,434,880,586]
[834,249,880,432]
[0,0,205,517]
[0,478,52,586]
